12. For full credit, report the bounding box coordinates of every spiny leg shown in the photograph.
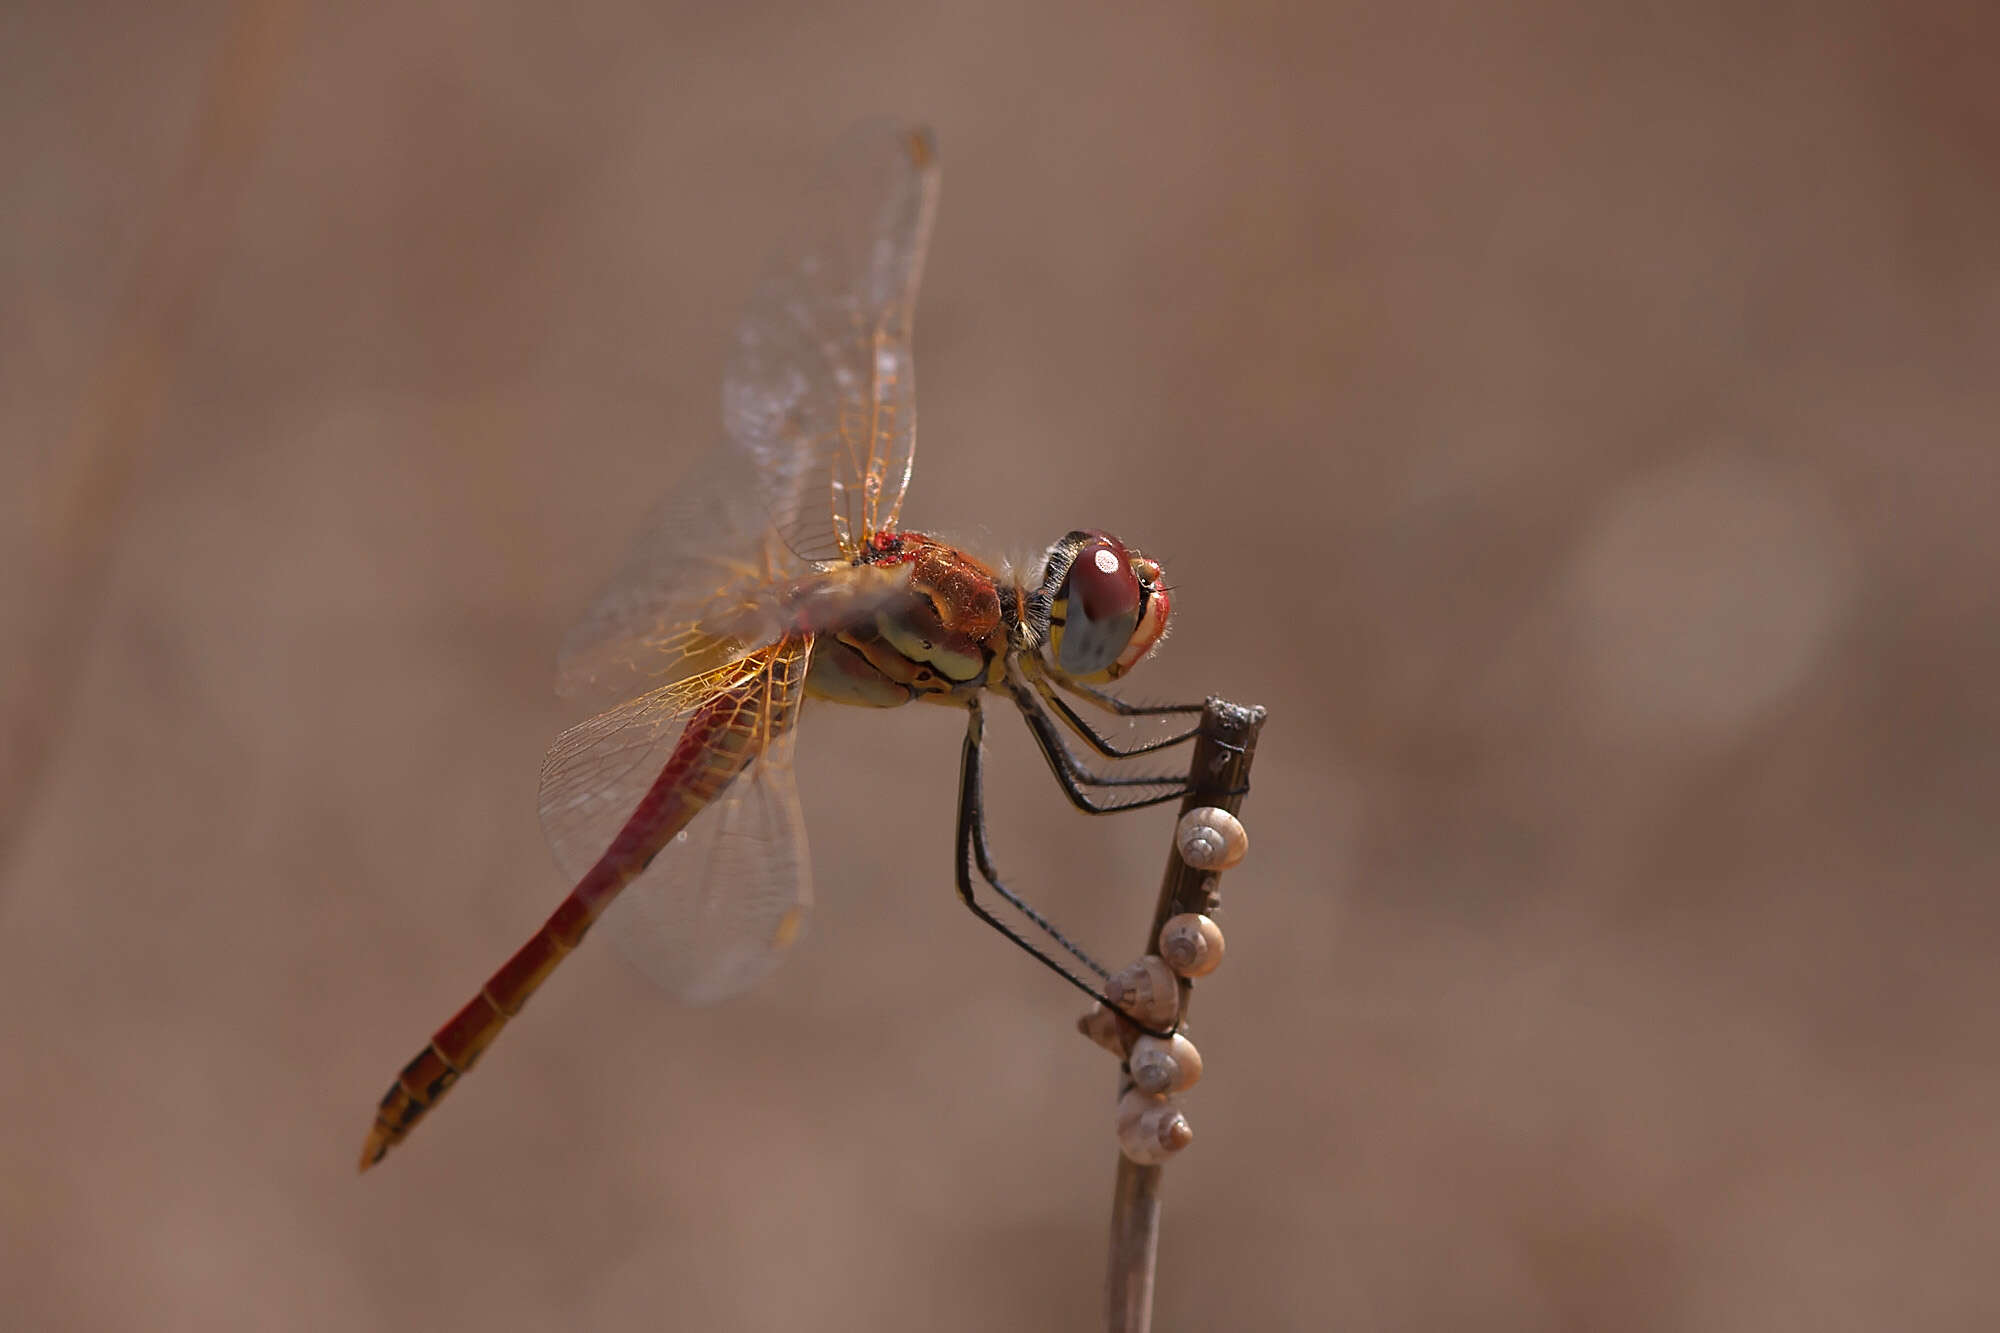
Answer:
[1034,673,1201,759]
[953,700,1172,1034]
[1057,676,1210,718]
[957,700,1105,975]
[1043,671,1252,802]
[1003,663,1191,815]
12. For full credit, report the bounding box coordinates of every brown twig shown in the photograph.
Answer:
[1105,697,1266,1333]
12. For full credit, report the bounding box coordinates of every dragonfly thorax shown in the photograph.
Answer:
[804,530,1010,708]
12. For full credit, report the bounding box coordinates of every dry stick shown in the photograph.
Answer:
[1104,697,1266,1333]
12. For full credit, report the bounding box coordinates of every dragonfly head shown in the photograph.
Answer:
[1033,530,1172,681]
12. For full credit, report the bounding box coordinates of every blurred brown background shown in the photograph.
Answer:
[3,2,1996,1329]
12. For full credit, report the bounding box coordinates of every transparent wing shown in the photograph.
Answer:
[601,726,811,1006]
[557,119,940,701]
[541,676,708,884]
[538,643,813,1006]
[555,444,802,703]
[722,118,938,564]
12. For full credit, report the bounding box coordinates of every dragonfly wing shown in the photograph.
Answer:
[723,118,940,563]
[555,442,797,703]
[600,724,811,1005]
[542,678,693,884]
[538,643,814,1006]
[557,120,940,701]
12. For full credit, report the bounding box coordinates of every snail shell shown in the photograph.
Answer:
[1104,956,1181,1029]
[1116,1088,1194,1164]
[1158,913,1226,978]
[1176,806,1249,871]
[1077,1002,1137,1057]
[1129,1032,1204,1095]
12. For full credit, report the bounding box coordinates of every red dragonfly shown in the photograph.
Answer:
[360,121,1208,1170]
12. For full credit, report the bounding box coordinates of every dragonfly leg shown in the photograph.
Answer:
[957,700,1109,977]
[954,701,1175,1035]
[1003,662,1191,815]
[1035,673,1201,759]
[1057,676,1210,718]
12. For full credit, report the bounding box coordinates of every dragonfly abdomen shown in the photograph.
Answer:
[359,672,775,1171]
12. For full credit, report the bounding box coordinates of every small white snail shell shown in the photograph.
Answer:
[1116,1088,1194,1164]
[1104,955,1181,1029]
[1077,1003,1136,1057]
[1129,1032,1204,1095]
[1176,806,1248,871]
[1157,913,1226,978]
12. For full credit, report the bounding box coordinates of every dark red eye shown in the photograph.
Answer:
[1067,534,1141,621]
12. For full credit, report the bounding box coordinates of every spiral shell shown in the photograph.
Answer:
[1175,806,1249,871]
[1157,913,1226,978]
[1104,955,1181,1029]
[1116,1088,1194,1164]
[1129,1032,1204,1095]
[1077,1002,1136,1057]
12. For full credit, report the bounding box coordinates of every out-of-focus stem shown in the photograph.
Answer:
[0,0,297,876]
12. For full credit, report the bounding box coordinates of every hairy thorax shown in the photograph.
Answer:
[800,531,1012,708]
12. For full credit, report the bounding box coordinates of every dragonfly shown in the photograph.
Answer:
[359,120,1213,1171]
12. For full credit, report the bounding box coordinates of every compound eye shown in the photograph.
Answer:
[1058,533,1143,675]
[1069,535,1142,622]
